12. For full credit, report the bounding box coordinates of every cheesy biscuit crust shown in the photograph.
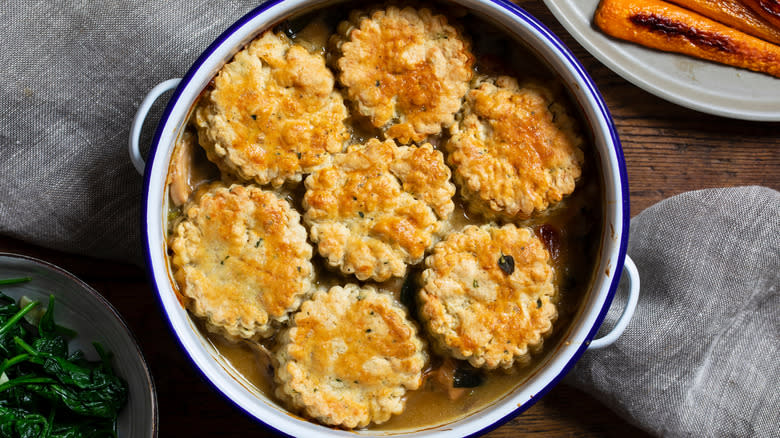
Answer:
[195,31,349,187]
[170,184,314,340]
[446,76,584,219]
[419,224,557,369]
[333,6,474,144]
[303,138,455,281]
[275,284,427,428]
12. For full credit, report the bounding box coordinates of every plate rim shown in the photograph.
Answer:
[542,0,780,121]
[0,251,159,438]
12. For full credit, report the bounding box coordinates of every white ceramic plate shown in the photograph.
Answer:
[542,0,780,121]
[0,253,158,437]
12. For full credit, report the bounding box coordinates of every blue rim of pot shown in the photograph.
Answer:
[140,1,629,436]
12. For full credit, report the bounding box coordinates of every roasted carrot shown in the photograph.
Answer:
[666,0,780,44]
[740,0,780,29]
[594,0,780,77]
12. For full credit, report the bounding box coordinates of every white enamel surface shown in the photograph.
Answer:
[543,0,780,121]
[129,78,182,175]
[0,254,157,438]
[589,255,640,349]
[142,0,628,436]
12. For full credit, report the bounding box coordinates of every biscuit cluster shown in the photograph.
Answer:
[168,4,584,430]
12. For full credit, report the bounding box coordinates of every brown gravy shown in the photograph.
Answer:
[166,1,604,431]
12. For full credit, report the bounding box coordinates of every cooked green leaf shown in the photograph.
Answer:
[0,280,127,435]
[497,254,515,275]
[0,277,32,286]
[452,364,484,388]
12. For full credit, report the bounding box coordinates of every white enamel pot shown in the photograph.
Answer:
[130,0,640,436]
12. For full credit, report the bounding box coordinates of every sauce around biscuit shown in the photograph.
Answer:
[165,1,603,431]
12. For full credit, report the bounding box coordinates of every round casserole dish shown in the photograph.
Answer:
[131,0,640,436]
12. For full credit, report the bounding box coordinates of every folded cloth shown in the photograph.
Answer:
[566,186,779,438]
[0,0,261,264]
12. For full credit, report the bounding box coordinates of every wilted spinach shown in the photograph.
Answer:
[0,280,128,437]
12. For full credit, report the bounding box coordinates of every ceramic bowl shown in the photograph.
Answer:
[131,0,639,436]
[0,252,158,437]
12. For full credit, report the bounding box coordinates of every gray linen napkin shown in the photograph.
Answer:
[1,2,778,436]
[567,186,780,438]
[0,0,258,263]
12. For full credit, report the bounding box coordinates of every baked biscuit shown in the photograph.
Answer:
[446,76,584,219]
[303,138,455,281]
[333,6,474,144]
[170,184,314,340]
[419,224,557,369]
[195,31,349,187]
[275,284,427,428]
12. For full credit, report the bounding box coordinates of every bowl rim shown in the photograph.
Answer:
[0,251,160,438]
[140,0,629,436]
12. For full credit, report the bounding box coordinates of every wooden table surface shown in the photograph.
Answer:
[1,1,778,436]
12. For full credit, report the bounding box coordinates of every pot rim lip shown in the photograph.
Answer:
[139,0,630,436]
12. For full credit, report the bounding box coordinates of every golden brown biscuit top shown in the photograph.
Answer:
[448,77,583,218]
[288,286,423,387]
[292,286,419,386]
[274,284,427,428]
[195,31,348,186]
[170,184,313,338]
[337,6,474,143]
[303,139,454,280]
[420,224,557,368]
[390,143,455,219]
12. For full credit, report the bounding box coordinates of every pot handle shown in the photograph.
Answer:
[588,255,640,349]
[128,78,182,175]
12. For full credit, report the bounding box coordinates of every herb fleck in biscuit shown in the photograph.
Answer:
[419,224,557,369]
[275,284,427,428]
[170,184,314,340]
